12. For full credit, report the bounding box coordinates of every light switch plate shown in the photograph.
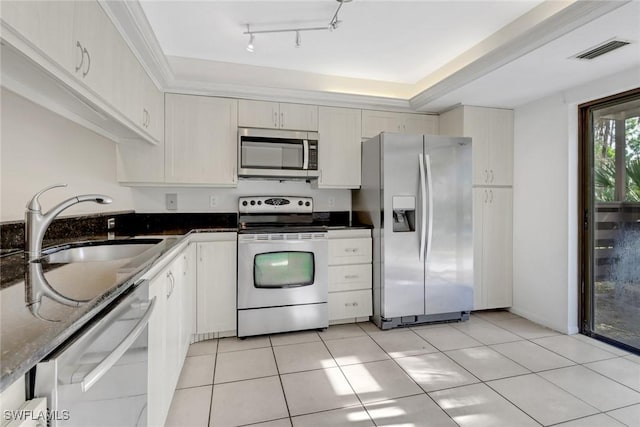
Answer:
[166,193,178,210]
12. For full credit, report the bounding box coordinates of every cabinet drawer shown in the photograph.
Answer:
[329,290,372,320]
[329,238,372,265]
[329,265,372,292]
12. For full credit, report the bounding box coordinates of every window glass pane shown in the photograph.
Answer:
[254,252,314,288]
[590,96,640,350]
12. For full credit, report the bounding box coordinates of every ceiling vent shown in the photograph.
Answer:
[574,39,631,60]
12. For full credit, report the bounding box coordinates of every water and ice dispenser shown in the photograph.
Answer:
[392,196,415,232]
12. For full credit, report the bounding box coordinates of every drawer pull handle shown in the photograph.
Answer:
[344,275,359,280]
[345,248,359,253]
[344,302,359,307]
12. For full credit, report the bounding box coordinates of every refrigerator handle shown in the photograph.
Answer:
[418,153,427,262]
[425,154,434,263]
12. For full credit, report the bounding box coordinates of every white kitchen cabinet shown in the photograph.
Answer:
[116,132,165,183]
[72,0,119,104]
[147,265,169,427]
[439,105,513,186]
[147,245,196,427]
[165,94,238,185]
[317,106,362,188]
[362,110,439,139]
[141,73,164,142]
[0,1,75,70]
[238,99,318,131]
[180,244,197,356]
[196,234,237,336]
[473,187,513,309]
[327,229,372,323]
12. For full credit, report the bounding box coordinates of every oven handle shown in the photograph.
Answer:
[78,296,156,392]
[255,283,313,289]
[303,140,309,170]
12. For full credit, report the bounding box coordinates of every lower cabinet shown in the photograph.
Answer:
[327,229,373,323]
[195,233,237,337]
[147,244,195,427]
[473,187,513,309]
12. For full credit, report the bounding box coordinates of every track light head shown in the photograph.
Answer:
[247,33,255,52]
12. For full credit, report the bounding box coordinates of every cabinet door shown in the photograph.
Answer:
[317,106,362,188]
[196,239,237,334]
[1,1,75,70]
[164,267,182,398]
[142,75,164,143]
[362,110,403,138]
[165,94,238,185]
[487,109,513,186]
[180,244,197,357]
[111,36,143,124]
[238,99,279,129]
[147,272,168,427]
[402,114,439,135]
[463,106,491,186]
[482,188,513,309]
[72,1,118,101]
[279,103,318,131]
[472,188,486,309]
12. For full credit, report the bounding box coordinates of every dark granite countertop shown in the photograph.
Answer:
[0,210,365,392]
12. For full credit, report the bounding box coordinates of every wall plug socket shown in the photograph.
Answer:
[209,196,217,208]
[166,193,178,211]
[328,196,336,208]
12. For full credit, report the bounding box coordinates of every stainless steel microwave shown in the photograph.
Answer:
[238,128,319,179]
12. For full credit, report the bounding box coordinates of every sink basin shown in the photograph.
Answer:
[44,239,163,263]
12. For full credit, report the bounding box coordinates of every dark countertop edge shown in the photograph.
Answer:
[0,224,368,391]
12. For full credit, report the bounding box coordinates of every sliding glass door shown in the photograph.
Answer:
[580,89,640,352]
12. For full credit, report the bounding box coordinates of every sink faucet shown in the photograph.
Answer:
[25,184,113,259]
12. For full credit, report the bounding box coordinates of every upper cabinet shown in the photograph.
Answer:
[361,110,438,139]
[1,0,163,145]
[439,105,513,186]
[0,1,75,69]
[165,94,238,186]
[317,106,362,189]
[239,99,318,131]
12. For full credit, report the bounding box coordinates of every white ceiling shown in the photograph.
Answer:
[139,0,542,84]
[134,0,640,111]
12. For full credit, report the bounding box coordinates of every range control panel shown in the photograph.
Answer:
[238,196,313,214]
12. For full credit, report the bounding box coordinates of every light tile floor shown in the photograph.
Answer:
[165,312,640,427]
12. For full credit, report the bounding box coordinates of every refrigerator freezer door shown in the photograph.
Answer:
[382,133,425,318]
[423,136,473,314]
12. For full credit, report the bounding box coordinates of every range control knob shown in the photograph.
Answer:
[298,201,303,206]
[250,200,256,206]
[242,201,248,206]
[257,201,262,205]
[305,201,311,207]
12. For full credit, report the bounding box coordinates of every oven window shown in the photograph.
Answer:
[254,251,315,288]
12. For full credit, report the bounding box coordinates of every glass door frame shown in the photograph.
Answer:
[578,87,640,353]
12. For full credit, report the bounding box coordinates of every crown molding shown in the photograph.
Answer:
[99,0,174,89]
[409,0,630,111]
[168,78,418,113]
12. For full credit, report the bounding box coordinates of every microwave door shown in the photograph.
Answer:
[240,139,304,170]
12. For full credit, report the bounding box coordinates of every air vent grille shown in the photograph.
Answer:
[575,40,631,60]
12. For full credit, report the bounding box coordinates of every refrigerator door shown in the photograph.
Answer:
[382,133,425,318]
[423,136,473,314]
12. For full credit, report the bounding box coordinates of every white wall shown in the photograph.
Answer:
[512,66,639,334]
[0,89,135,222]
[132,181,351,213]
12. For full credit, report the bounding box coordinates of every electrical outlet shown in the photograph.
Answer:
[166,193,178,211]
[328,196,335,208]
[210,196,217,208]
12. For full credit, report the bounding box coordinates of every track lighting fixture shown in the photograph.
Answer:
[244,0,352,50]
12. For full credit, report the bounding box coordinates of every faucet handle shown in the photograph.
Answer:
[26,184,67,211]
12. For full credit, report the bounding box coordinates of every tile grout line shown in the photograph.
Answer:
[207,340,219,427]
[268,335,294,424]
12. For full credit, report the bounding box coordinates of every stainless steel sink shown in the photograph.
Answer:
[44,239,163,263]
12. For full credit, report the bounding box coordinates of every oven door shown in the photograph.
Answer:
[237,233,328,309]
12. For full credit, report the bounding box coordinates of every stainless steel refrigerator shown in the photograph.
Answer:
[354,132,473,329]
